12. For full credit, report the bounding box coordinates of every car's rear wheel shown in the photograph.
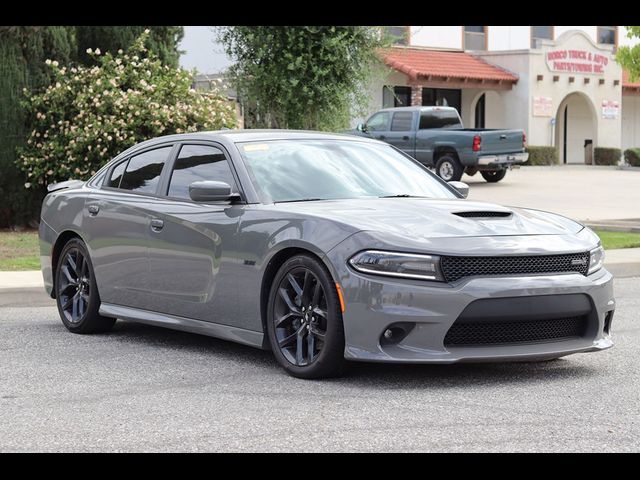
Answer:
[266,255,345,379]
[435,154,463,182]
[55,238,115,334]
[481,169,507,183]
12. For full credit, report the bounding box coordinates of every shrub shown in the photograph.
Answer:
[17,30,238,189]
[593,147,621,166]
[525,146,558,165]
[623,148,640,167]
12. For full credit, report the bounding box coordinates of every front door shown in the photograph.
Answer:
[145,143,243,325]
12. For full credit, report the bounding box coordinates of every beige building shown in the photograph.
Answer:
[362,27,640,164]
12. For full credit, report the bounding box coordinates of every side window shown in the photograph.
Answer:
[167,144,237,200]
[107,160,127,188]
[390,112,413,131]
[119,146,172,194]
[366,112,390,132]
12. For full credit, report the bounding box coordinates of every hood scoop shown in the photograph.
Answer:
[453,211,512,219]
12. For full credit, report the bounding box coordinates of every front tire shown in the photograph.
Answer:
[55,238,115,334]
[435,155,463,182]
[481,169,507,183]
[266,255,346,379]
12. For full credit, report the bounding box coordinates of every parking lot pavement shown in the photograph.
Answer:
[465,166,640,224]
[0,276,638,453]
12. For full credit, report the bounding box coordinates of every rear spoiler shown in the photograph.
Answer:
[47,179,85,193]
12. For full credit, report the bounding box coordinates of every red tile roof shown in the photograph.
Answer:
[380,47,518,84]
[623,69,640,89]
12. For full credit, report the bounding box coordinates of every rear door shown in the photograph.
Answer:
[479,130,525,155]
[85,144,174,309]
[415,109,463,165]
[143,142,244,326]
[385,111,415,154]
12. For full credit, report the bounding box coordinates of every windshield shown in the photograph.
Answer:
[238,139,458,203]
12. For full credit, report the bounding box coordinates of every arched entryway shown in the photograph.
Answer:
[471,91,506,128]
[555,92,597,164]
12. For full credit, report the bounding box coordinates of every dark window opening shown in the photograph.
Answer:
[383,85,411,108]
[419,109,463,130]
[464,26,486,50]
[531,26,553,48]
[475,94,486,128]
[597,26,616,45]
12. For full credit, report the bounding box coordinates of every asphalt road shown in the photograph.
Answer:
[1,278,638,452]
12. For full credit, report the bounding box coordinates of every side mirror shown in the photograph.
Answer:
[189,181,238,202]
[448,181,469,199]
[356,123,367,133]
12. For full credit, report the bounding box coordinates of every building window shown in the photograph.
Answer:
[386,26,409,46]
[422,88,462,116]
[383,86,411,108]
[597,26,617,46]
[531,26,553,48]
[464,26,487,51]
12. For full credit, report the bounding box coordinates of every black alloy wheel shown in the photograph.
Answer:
[55,238,115,334]
[267,255,345,379]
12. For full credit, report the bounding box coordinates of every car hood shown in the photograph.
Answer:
[272,198,584,239]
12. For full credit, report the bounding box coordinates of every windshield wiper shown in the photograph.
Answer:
[379,194,429,198]
[275,198,327,204]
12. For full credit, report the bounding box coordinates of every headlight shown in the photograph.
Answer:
[588,245,605,275]
[348,250,444,281]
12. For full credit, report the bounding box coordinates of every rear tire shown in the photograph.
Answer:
[435,155,463,182]
[481,169,507,183]
[55,238,115,334]
[266,254,346,379]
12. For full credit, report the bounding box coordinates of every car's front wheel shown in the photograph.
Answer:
[266,254,346,379]
[55,238,115,334]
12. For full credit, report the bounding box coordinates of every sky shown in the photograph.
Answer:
[178,26,233,74]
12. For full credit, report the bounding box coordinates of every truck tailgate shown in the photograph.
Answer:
[480,130,523,154]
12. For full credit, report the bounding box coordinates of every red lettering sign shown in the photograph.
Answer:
[546,49,609,76]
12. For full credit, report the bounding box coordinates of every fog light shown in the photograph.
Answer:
[384,329,393,340]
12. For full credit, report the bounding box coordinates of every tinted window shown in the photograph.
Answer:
[390,112,413,131]
[419,110,463,129]
[168,145,237,199]
[598,26,616,45]
[108,160,127,188]
[366,112,390,132]
[120,146,171,194]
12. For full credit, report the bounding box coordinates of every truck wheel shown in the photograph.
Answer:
[436,155,463,182]
[481,170,507,183]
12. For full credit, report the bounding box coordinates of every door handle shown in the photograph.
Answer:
[150,218,164,232]
[378,135,386,140]
[87,204,100,216]
[402,136,410,140]
[500,134,507,140]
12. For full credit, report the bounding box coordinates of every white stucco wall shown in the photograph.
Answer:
[622,95,640,150]
[410,26,461,49]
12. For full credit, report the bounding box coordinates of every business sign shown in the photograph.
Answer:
[533,96,553,117]
[546,49,609,75]
[602,100,619,119]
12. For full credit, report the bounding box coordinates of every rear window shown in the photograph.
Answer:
[390,112,413,131]
[119,146,172,194]
[419,110,463,129]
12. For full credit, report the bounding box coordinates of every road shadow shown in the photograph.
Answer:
[103,320,600,390]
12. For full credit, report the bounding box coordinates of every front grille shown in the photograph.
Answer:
[440,252,590,282]
[453,211,512,218]
[444,316,587,346]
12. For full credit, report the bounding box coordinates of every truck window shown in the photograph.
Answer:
[390,112,413,131]
[366,112,390,132]
[419,110,463,130]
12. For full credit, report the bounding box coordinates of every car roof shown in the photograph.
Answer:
[130,129,382,147]
[376,106,459,113]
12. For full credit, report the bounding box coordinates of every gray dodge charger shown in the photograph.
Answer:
[39,130,615,378]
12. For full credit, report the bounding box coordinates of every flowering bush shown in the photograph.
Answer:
[18,30,237,188]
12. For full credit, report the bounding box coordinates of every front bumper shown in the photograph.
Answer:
[325,232,615,363]
[477,152,529,167]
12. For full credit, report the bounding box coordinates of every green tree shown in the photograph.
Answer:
[217,26,387,131]
[616,27,640,81]
[76,26,184,67]
[17,31,237,189]
[0,26,76,227]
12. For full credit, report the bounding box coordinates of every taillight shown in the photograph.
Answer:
[523,131,527,147]
[472,135,481,152]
